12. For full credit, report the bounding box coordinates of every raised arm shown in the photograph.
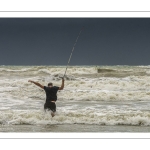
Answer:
[59,78,64,90]
[28,80,44,89]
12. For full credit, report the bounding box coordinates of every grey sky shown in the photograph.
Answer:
[0,18,150,66]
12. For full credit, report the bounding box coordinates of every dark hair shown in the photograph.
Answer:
[48,83,53,86]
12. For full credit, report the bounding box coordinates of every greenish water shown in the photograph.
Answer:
[1,124,150,132]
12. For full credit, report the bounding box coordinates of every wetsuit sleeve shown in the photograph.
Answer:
[44,86,47,91]
[55,86,59,91]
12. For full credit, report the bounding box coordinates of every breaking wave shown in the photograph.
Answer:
[0,109,150,126]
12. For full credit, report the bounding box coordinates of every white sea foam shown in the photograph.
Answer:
[0,108,150,126]
[0,65,150,126]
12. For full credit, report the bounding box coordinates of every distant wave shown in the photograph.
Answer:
[0,65,149,78]
[97,68,148,77]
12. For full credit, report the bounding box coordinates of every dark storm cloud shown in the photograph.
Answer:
[0,18,150,65]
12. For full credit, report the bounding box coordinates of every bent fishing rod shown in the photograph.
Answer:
[63,27,84,78]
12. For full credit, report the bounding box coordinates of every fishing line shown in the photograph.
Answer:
[63,27,84,77]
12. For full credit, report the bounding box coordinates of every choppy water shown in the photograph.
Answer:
[1,65,150,132]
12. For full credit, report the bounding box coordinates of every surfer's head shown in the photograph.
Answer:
[48,82,53,87]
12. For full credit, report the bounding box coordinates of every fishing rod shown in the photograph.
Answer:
[63,27,84,78]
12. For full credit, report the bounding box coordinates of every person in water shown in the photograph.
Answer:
[28,78,64,117]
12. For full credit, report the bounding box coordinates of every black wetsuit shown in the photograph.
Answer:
[44,86,59,112]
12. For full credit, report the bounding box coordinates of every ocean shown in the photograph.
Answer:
[1,65,150,132]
